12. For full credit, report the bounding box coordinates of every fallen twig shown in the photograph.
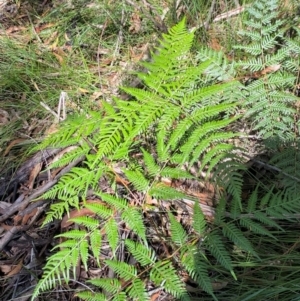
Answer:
[0,155,85,224]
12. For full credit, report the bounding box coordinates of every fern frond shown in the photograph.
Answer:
[239,218,275,239]
[43,166,104,201]
[32,241,82,299]
[247,185,259,213]
[79,239,89,270]
[104,218,119,254]
[205,232,235,277]
[222,222,257,255]
[253,211,282,230]
[76,291,106,301]
[126,279,149,301]
[149,184,188,200]
[112,292,127,301]
[123,169,150,191]
[196,47,235,81]
[168,212,188,246]
[48,145,89,169]
[88,278,121,293]
[193,201,207,236]
[180,246,216,300]
[142,148,161,177]
[33,17,244,300]
[69,216,99,229]
[42,196,79,226]
[105,260,137,281]
[56,229,87,239]
[35,112,101,150]
[91,108,134,164]
[122,208,146,241]
[85,202,113,219]
[234,0,298,139]
[125,239,156,266]
[160,167,194,179]
[150,260,188,299]
[90,229,102,265]
[269,146,300,188]
[96,192,127,211]
[226,172,244,216]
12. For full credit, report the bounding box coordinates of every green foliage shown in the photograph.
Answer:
[234,0,299,140]
[31,6,300,300]
[31,17,241,300]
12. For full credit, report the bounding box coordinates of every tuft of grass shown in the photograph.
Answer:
[0,0,170,179]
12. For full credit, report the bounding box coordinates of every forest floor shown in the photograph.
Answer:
[0,0,300,301]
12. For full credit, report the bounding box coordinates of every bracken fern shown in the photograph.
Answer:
[233,0,299,141]
[31,9,300,300]
[31,18,242,300]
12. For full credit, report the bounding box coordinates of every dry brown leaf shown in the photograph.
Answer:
[44,31,58,46]
[61,208,95,229]
[97,47,110,55]
[208,36,222,51]
[0,223,14,231]
[61,199,106,229]
[44,122,59,136]
[4,259,23,277]
[14,207,38,226]
[129,9,142,33]
[261,64,281,75]
[129,43,149,62]
[34,22,56,34]
[212,281,228,291]
[91,91,103,101]
[107,71,123,90]
[51,47,67,65]
[115,174,130,186]
[252,64,281,78]
[150,291,161,301]
[78,88,89,93]
[0,264,13,275]
[4,138,26,156]
[52,51,64,65]
[27,162,42,190]
[5,26,26,34]
[99,57,113,66]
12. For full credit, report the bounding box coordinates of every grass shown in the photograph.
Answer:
[1,0,300,300]
[0,0,166,173]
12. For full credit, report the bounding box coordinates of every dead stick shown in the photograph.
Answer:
[0,155,85,223]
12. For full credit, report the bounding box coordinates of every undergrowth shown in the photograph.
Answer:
[1,0,300,300]
[29,0,300,299]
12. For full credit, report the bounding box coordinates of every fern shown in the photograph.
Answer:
[124,240,156,266]
[169,212,188,245]
[193,201,206,236]
[222,222,257,256]
[30,17,240,300]
[234,0,299,140]
[180,246,216,299]
[105,260,137,281]
[30,16,288,301]
[205,232,235,279]
[150,260,188,299]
